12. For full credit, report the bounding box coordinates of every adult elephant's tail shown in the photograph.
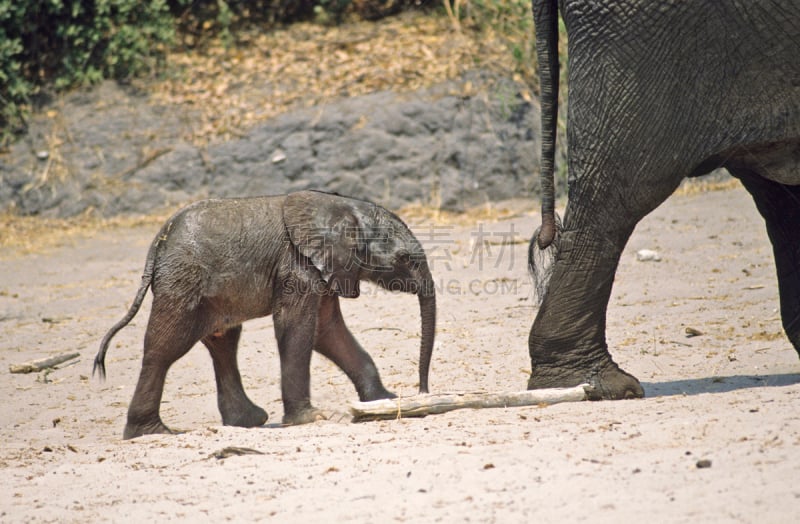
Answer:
[529,213,561,305]
[533,0,560,249]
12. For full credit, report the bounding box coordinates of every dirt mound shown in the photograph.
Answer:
[1,72,538,217]
[1,13,544,219]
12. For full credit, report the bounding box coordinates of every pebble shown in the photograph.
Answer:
[636,249,662,262]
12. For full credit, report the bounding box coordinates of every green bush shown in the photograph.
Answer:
[165,1,317,44]
[1,1,32,140]
[0,0,426,144]
[1,0,175,145]
[1,0,531,147]
[163,1,427,36]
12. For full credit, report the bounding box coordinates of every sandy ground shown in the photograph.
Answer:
[1,183,799,523]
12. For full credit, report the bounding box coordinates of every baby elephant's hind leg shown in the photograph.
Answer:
[125,302,197,439]
[202,325,268,428]
[315,294,395,402]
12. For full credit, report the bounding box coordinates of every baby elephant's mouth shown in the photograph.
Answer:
[332,278,360,298]
[373,277,422,294]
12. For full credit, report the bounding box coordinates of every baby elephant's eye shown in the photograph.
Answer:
[398,250,421,270]
[397,250,414,266]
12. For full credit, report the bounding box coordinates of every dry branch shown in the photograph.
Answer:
[9,352,80,374]
[350,384,591,422]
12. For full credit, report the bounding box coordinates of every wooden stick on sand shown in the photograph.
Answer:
[350,384,592,422]
[9,352,80,374]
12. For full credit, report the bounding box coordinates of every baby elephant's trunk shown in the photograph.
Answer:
[417,272,436,394]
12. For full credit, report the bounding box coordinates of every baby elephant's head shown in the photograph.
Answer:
[283,190,436,393]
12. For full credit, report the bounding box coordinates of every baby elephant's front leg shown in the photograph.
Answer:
[314,294,395,402]
[274,292,327,425]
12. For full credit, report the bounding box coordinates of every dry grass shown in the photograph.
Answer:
[0,210,173,258]
[675,176,741,196]
[2,10,538,254]
[149,11,528,146]
[1,179,740,257]
[3,179,739,256]
[0,199,532,257]
[1,10,739,256]
[398,198,535,226]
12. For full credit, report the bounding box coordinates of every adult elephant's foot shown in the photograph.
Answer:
[528,359,644,400]
[282,406,328,426]
[221,403,268,428]
[123,417,176,440]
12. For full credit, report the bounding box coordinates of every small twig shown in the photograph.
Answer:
[208,446,264,460]
[485,238,528,246]
[685,326,704,338]
[361,327,403,333]
[442,0,463,32]
[118,147,173,179]
[9,352,80,374]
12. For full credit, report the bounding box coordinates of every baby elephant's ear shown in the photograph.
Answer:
[283,191,364,298]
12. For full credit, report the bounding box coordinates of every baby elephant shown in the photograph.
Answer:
[94,190,436,439]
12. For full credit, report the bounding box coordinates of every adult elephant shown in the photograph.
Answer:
[528,0,800,399]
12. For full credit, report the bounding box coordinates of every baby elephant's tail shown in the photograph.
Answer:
[528,213,562,305]
[93,246,156,380]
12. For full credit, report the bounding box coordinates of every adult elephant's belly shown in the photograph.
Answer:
[724,139,800,186]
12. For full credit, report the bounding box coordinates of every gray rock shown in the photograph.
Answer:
[0,71,547,218]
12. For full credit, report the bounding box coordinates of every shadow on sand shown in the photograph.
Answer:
[643,372,800,397]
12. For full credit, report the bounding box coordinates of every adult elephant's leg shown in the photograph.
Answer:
[124,299,198,439]
[274,292,325,425]
[201,325,268,428]
[527,174,678,399]
[730,168,800,353]
[314,294,394,402]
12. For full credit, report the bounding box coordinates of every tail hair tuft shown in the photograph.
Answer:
[528,213,562,305]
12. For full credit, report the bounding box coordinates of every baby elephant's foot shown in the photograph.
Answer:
[359,386,396,402]
[221,404,268,428]
[282,407,328,426]
[123,418,175,440]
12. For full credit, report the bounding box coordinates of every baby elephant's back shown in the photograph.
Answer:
[150,195,287,311]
